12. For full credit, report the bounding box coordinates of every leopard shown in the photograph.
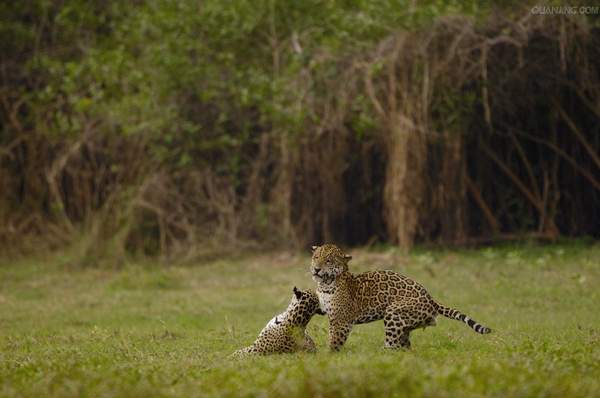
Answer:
[232,287,325,357]
[310,243,491,351]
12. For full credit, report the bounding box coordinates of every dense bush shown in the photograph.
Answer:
[1,1,598,260]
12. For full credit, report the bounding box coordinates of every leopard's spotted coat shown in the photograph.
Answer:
[232,287,324,357]
[310,244,491,351]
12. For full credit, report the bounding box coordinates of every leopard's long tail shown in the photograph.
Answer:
[434,302,491,334]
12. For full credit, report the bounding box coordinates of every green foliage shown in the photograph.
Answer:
[1,243,599,397]
[6,0,597,253]
[3,0,490,165]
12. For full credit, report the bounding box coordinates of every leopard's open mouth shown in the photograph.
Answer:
[312,272,333,284]
[312,271,326,280]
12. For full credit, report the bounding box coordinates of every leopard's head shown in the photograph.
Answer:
[310,243,352,285]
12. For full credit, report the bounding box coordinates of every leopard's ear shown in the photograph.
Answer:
[293,286,302,299]
[315,308,326,315]
[343,254,352,262]
[311,245,318,252]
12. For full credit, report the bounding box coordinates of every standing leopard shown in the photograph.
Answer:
[232,287,325,357]
[310,244,491,351]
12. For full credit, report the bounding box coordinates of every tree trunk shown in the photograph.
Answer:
[439,132,467,243]
[383,114,426,250]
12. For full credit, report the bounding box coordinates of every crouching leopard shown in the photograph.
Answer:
[232,287,325,357]
[310,244,491,351]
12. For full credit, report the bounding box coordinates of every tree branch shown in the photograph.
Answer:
[465,174,500,234]
[480,141,544,213]
[555,101,600,170]
[512,128,600,192]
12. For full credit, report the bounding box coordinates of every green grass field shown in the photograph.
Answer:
[1,243,600,397]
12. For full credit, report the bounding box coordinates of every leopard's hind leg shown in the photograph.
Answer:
[231,345,258,358]
[383,302,434,349]
[383,306,412,349]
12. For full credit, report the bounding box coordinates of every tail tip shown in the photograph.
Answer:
[475,324,492,334]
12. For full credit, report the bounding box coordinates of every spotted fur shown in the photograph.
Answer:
[310,244,491,351]
[232,287,325,357]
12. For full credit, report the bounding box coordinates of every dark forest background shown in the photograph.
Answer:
[1,1,599,262]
